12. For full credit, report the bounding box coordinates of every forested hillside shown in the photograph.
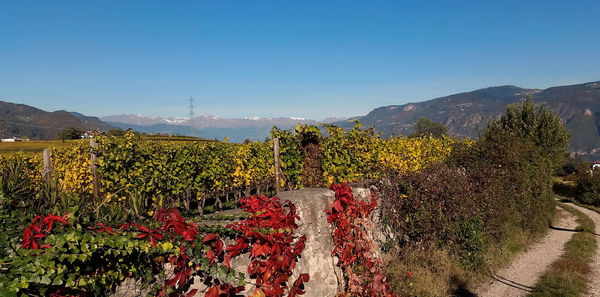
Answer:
[0,101,111,140]
[336,81,600,158]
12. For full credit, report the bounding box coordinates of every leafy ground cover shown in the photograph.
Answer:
[0,195,310,297]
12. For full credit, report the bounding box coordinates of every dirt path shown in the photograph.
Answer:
[568,204,600,297]
[475,207,578,297]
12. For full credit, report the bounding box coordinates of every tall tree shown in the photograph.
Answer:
[410,118,448,138]
[56,127,84,141]
[484,99,570,169]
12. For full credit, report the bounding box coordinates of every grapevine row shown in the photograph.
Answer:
[0,124,461,219]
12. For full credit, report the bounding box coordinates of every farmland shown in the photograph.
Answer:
[0,139,86,153]
[1,101,597,297]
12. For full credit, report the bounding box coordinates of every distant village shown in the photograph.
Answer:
[0,136,29,142]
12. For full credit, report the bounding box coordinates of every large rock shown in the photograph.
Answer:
[276,188,342,297]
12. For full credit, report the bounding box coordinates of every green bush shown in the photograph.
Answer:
[381,165,480,250]
[0,154,39,212]
[381,100,568,296]
[575,165,600,206]
[56,127,84,141]
[457,218,484,269]
[553,181,578,198]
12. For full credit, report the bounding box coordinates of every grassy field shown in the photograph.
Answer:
[0,139,87,153]
[0,136,216,154]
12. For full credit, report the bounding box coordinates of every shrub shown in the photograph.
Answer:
[457,218,484,269]
[1,195,309,297]
[0,153,43,212]
[380,100,568,295]
[380,165,480,258]
[575,165,600,206]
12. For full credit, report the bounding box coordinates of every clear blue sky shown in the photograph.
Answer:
[1,1,599,120]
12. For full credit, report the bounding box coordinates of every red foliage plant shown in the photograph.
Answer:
[327,183,397,297]
[225,195,309,297]
[20,214,69,249]
[20,196,309,297]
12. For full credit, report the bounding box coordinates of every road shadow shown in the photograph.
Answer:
[549,225,581,232]
[450,276,478,297]
[450,273,538,296]
[490,274,534,293]
[451,287,478,297]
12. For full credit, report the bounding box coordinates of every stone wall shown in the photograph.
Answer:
[113,187,386,297]
[277,188,342,297]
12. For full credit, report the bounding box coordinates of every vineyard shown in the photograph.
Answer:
[0,124,457,222]
[0,101,572,297]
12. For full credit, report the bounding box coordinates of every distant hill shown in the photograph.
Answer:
[0,101,112,140]
[334,81,600,159]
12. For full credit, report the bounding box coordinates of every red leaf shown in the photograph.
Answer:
[204,286,219,297]
[136,224,150,232]
[206,250,215,263]
[203,233,218,243]
[182,229,197,241]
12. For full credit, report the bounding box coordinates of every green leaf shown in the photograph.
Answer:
[52,278,63,286]
[39,276,51,285]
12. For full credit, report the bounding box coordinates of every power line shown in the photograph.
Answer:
[189,97,194,137]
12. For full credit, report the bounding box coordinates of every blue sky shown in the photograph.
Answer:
[1,1,599,120]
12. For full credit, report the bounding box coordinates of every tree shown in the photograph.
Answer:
[484,98,570,170]
[107,128,126,137]
[575,164,600,206]
[559,155,582,176]
[410,118,448,138]
[56,127,84,141]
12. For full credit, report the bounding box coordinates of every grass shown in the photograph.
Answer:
[527,202,597,297]
[0,139,86,153]
[0,137,217,154]
[561,197,600,215]
[385,228,541,297]
[386,247,468,297]
[385,204,571,297]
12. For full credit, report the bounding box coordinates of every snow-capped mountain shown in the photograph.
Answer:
[101,113,318,142]
[102,114,317,129]
[100,114,190,126]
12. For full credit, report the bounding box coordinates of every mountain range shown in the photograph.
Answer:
[101,114,320,142]
[0,101,111,140]
[333,81,600,159]
[2,81,600,159]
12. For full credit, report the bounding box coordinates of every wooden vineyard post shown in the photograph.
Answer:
[43,148,52,181]
[90,139,100,199]
[273,138,282,194]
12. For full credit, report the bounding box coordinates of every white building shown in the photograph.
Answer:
[1,137,28,142]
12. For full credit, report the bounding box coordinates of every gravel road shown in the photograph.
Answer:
[475,207,578,297]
